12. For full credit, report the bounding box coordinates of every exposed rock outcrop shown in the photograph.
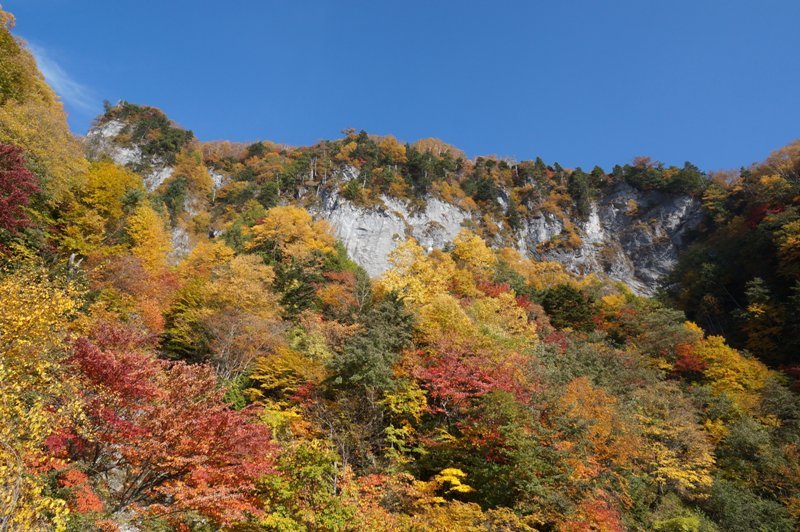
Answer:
[316,181,701,295]
[85,117,702,295]
[523,183,703,294]
[315,192,468,276]
[84,119,175,189]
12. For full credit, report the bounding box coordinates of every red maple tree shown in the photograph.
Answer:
[66,322,276,525]
[0,143,39,235]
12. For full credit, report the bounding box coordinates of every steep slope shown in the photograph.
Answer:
[3,12,800,529]
[316,180,701,295]
[669,140,800,364]
[84,106,703,295]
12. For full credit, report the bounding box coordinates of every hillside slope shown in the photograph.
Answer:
[85,105,703,295]
[3,8,800,530]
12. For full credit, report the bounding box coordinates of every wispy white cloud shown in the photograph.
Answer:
[28,42,98,113]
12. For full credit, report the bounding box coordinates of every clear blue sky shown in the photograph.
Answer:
[5,0,800,171]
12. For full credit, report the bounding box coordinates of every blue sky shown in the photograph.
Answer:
[5,0,800,171]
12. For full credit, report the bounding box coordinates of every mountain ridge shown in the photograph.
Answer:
[84,102,705,295]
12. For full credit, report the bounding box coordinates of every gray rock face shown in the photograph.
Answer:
[384,196,468,251]
[209,169,227,190]
[84,120,175,190]
[318,182,701,295]
[84,117,701,295]
[592,182,703,294]
[169,224,192,264]
[84,120,132,162]
[315,192,468,276]
[317,192,407,275]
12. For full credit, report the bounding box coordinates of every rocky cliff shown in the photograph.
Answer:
[84,113,703,296]
[314,180,701,295]
[85,119,176,190]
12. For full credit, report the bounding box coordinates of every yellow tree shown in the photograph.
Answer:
[377,135,407,164]
[168,250,284,379]
[633,382,715,498]
[178,240,236,280]
[381,239,451,306]
[171,149,213,195]
[762,139,800,183]
[777,220,800,279]
[59,206,105,255]
[83,161,144,224]
[412,138,466,159]
[127,201,171,272]
[467,291,537,348]
[61,161,145,253]
[0,268,82,529]
[335,140,358,165]
[560,377,642,485]
[416,293,477,346]
[688,323,772,414]
[247,206,335,266]
[201,254,285,377]
[701,183,730,224]
[452,229,496,280]
[495,247,577,290]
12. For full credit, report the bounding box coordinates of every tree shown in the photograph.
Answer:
[504,195,521,231]
[257,440,358,530]
[248,205,335,266]
[61,160,145,253]
[701,182,731,224]
[0,15,87,206]
[452,229,496,280]
[0,267,80,530]
[468,291,536,344]
[0,142,38,239]
[633,383,715,497]
[777,220,800,279]
[248,345,326,409]
[405,145,437,195]
[163,149,213,211]
[567,168,591,218]
[690,327,772,414]
[164,252,284,371]
[707,478,795,532]
[82,160,144,226]
[381,239,452,306]
[202,254,284,378]
[763,139,800,183]
[733,277,784,361]
[0,9,26,104]
[67,322,276,525]
[126,201,171,271]
[540,284,595,331]
[560,377,643,486]
[563,491,625,532]
[329,294,413,391]
[413,345,531,420]
[667,162,707,195]
[378,135,407,165]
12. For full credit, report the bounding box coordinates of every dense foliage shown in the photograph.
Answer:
[1,7,799,530]
[668,141,800,367]
[199,126,708,255]
[98,101,194,167]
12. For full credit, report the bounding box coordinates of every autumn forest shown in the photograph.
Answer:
[2,6,800,531]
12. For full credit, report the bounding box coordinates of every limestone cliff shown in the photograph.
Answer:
[314,180,701,295]
[85,119,175,190]
[84,115,703,295]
